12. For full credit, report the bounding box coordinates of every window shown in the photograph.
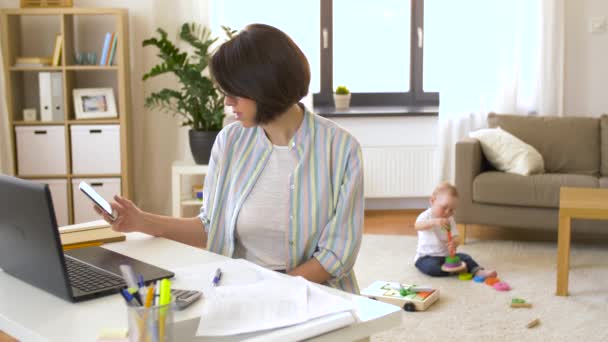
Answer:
[333,1,411,93]
[210,0,438,109]
[209,0,320,93]
[317,0,439,107]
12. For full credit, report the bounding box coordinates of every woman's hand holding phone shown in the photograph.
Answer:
[94,195,144,233]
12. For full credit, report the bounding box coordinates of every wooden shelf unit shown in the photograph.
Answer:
[0,8,133,224]
[172,161,209,217]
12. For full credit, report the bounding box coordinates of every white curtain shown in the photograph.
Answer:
[437,0,565,183]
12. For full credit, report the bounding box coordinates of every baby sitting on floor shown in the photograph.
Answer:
[414,181,497,278]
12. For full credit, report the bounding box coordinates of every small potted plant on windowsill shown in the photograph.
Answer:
[334,85,351,110]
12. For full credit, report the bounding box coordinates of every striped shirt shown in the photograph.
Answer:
[199,106,364,293]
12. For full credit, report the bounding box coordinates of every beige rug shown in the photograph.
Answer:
[354,235,608,342]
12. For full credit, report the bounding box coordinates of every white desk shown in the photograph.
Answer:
[0,233,401,341]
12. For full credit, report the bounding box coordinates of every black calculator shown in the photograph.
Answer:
[171,289,203,310]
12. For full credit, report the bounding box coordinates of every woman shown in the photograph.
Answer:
[95,24,364,293]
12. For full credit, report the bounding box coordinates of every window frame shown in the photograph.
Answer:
[314,0,439,108]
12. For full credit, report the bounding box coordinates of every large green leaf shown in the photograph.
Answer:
[142,23,226,131]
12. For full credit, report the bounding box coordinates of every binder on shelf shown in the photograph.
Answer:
[99,32,112,66]
[39,72,64,122]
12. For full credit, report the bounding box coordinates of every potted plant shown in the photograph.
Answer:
[334,85,351,110]
[142,23,225,165]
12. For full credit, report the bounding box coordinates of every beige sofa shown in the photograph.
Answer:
[455,113,608,234]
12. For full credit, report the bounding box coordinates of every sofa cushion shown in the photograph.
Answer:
[469,127,544,175]
[488,113,600,176]
[600,115,608,176]
[473,171,599,208]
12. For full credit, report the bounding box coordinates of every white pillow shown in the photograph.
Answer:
[469,127,545,175]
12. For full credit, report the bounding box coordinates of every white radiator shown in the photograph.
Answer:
[362,146,438,198]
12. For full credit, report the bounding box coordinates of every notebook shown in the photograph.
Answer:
[59,219,124,248]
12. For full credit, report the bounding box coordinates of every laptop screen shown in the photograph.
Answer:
[0,175,73,301]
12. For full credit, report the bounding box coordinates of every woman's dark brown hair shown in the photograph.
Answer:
[210,24,310,124]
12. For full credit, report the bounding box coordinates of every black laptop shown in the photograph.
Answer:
[0,175,174,302]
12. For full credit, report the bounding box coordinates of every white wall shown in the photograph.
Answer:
[332,116,437,209]
[331,116,438,147]
[564,0,608,117]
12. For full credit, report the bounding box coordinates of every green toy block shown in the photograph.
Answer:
[445,256,461,264]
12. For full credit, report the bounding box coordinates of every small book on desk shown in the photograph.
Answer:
[59,220,125,250]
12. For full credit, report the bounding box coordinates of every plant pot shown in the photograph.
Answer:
[189,130,219,165]
[333,94,351,110]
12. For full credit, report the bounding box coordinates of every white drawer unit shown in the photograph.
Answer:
[36,179,69,227]
[72,178,121,224]
[15,126,67,176]
[70,125,121,175]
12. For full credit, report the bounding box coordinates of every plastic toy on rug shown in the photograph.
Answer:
[458,272,473,280]
[473,275,486,283]
[361,281,440,312]
[493,281,511,291]
[510,298,532,308]
[440,225,466,273]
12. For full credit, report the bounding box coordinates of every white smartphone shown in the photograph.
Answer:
[78,181,117,221]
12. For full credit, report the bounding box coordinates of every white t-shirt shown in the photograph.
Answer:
[414,208,459,261]
[234,145,297,270]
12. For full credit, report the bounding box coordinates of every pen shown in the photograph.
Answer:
[120,265,143,305]
[120,288,139,307]
[159,279,171,306]
[145,284,155,308]
[158,279,171,342]
[154,280,160,306]
[212,268,222,287]
[138,274,146,298]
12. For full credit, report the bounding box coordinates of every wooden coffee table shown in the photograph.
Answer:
[557,187,608,296]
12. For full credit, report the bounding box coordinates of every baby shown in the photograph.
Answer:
[414,181,497,278]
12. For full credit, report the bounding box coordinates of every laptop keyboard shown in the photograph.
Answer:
[65,257,126,293]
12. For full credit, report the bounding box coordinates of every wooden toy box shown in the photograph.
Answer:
[361,281,440,311]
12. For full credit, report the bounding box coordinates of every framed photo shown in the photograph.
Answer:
[73,88,117,119]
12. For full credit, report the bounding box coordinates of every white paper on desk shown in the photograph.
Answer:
[306,281,355,319]
[198,276,310,336]
[175,259,355,337]
[173,259,355,337]
[173,259,275,294]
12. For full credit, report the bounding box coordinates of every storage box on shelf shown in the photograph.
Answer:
[70,125,120,175]
[1,7,132,225]
[15,125,67,176]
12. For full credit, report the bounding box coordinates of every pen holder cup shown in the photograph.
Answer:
[127,301,175,342]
